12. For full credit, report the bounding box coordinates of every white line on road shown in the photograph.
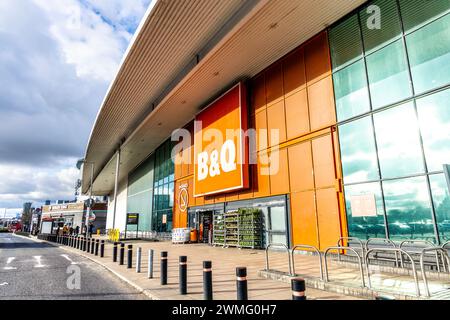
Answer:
[33,256,47,268]
[4,257,17,270]
[0,282,8,286]
[61,254,78,265]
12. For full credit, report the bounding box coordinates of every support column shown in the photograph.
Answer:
[112,149,121,230]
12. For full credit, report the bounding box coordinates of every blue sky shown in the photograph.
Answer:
[0,0,155,215]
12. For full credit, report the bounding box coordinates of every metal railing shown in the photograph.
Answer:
[337,237,365,263]
[365,248,420,297]
[323,246,365,288]
[265,243,292,276]
[365,238,401,267]
[442,241,450,250]
[420,247,450,297]
[291,245,323,280]
[399,240,441,272]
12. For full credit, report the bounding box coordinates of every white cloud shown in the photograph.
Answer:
[0,0,152,208]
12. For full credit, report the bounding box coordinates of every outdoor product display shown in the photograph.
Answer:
[212,208,263,249]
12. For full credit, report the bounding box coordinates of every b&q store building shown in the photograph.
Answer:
[82,0,450,250]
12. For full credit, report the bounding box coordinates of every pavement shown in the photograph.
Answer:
[0,233,148,300]
[34,235,364,300]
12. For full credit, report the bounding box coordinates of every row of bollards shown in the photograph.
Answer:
[50,235,306,300]
[55,235,105,260]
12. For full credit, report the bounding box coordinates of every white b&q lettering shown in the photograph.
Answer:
[198,140,237,181]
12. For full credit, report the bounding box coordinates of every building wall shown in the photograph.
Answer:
[173,30,347,250]
[106,177,128,232]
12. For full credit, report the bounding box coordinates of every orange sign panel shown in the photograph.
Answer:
[194,82,249,197]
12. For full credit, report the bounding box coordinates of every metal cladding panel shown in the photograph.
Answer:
[86,0,367,195]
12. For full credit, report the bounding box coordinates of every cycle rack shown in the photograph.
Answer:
[324,246,365,288]
[291,244,323,280]
[265,243,292,276]
[365,248,420,297]
[337,237,366,263]
[399,240,441,272]
[365,238,401,267]
[420,247,450,297]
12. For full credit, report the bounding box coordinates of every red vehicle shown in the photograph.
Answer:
[8,221,22,232]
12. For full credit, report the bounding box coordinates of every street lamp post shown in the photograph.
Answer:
[77,159,95,238]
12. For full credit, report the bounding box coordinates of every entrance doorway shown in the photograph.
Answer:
[188,207,222,244]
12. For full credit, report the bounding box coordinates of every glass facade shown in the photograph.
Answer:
[152,139,175,232]
[330,0,450,243]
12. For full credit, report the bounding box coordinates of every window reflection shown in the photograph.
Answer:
[333,60,370,121]
[373,102,424,178]
[417,89,450,172]
[366,40,412,109]
[430,174,450,242]
[339,117,379,184]
[345,182,386,239]
[406,14,450,94]
[383,177,436,242]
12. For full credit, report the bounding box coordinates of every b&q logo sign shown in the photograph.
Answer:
[194,83,249,197]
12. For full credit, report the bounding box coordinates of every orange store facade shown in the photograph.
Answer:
[172,31,347,251]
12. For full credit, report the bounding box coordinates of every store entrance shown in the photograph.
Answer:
[188,209,216,244]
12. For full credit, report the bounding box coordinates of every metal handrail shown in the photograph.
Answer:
[323,246,365,288]
[265,243,292,276]
[291,244,323,280]
[337,237,365,263]
[420,247,450,297]
[442,241,450,250]
[365,238,401,267]
[365,248,420,297]
[399,240,441,272]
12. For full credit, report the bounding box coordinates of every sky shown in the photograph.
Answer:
[0,0,155,216]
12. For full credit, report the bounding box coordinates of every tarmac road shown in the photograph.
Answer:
[0,233,148,300]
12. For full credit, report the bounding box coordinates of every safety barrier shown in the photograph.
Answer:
[323,246,365,288]
[399,240,441,272]
[290,245,323,280]
[365,248,420,297]
[265,243,292,276]
[337,237,365,263]
[365,238,400,267]
[420,247,450,297]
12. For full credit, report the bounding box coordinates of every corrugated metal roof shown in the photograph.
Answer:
[83,0,367,195]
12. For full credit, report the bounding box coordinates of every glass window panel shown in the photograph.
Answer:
[329,14,364,71]
[360,0,403,53]
[383,176,436,242]
[373,102,424,178]
[169,182,174,208]
[406,13,450,94]
[417,88,450,172]
[270,234,287,247]
[333,60,371,121]
[339,117,379,184]
[366,40,412,108]
[399,0,450,32]
[269,206,286,232]
[345,182,386,240]
[430,174,450,242]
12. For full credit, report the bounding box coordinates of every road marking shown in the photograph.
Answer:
[4,257,17,270]
[33,256,47,268]
[0,282,8,286]
[61,254,78,265]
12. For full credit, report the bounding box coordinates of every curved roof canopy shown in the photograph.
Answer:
[82,0,366,195]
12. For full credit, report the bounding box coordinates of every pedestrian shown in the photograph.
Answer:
[56,226,60,236]
[88,223,94,238]
[75,225,80,235]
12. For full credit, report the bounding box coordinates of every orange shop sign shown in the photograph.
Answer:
[194,82,249,197]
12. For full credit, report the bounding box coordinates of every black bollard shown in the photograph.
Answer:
[83,237,87,252]
[179,256,187,295]
[95,239,99,256]
[127,245,133,269]
[161,251,168,285]
[91,239,95,254]
[113,242,118,262]
[291,278,306,300]
[87,238,91,253]
[203,261,213,300]
[119,243,125,265]
[100,240,105,258]
[236,267,248,300]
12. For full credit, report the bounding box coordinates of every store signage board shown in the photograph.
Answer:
[350,194,377,217]
[126,213,139,225]
[194,82,249,197]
